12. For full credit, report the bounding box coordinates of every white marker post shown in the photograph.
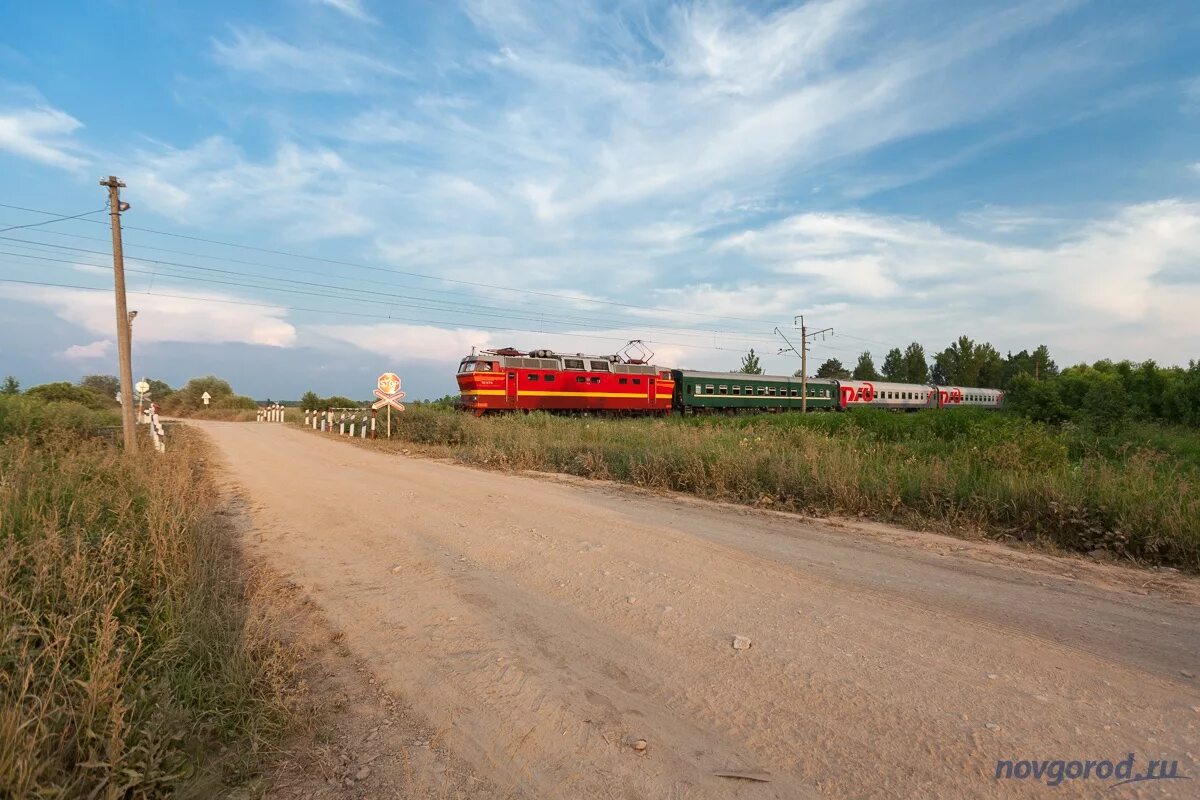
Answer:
[201,391,211,407]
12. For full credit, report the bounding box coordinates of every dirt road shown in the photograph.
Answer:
[195,421,1200,799]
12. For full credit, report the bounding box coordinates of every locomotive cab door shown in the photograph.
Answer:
[506,371,518,406]
[648,377,656,406]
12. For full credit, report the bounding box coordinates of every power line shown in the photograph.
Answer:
[0,274,765,354]
[0,208,104,234]
[0,235,777,344]
[0,242,777,345]
[0,201,790,327]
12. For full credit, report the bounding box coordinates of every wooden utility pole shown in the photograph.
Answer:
[794,315,832,414]
[101,176,136,452]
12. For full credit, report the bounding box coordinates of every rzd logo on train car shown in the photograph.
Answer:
[939,387,964,405]
[840,382,876,404]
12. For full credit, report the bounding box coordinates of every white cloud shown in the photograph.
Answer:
[313,322,491,364]
[311,0,376,23]
[123,137,374,239]
[452,0,1096,221]
[1191,162,1200,176]
[710,201,1200,364]
[211,27,400,92]
[0,106,86,170]
[0,285,297,347]
[60,339,112,360]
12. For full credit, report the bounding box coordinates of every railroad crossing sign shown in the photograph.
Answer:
[135,379,150,395]
[372,372,406,412]
[201,391,212,406]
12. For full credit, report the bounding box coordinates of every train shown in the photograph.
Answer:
[456,347,1002,416]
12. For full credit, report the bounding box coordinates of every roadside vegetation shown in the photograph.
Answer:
[0,393,296,797]
[370,403,1200,572]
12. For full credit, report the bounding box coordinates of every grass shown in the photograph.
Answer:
[0,396,296,797]
[359,405,1200,572]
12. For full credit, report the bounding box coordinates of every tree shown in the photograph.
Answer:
[931,336,1003,387]
[815,358,850,379]
[852,351,880,381]
[1031,344,1058,379]
[881,348,904,381]
[80,374,120,398]
[25,382,114,409]
[902,343,929,384]
[739,348,763,374]
[300,390,322,410]
[1005,374,1070,423]
[1,376,18,395]
[176,376,235,407]
[146,378,174,399]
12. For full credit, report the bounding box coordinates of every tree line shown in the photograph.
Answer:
[0,374,258,412]
[737,337,1200,427]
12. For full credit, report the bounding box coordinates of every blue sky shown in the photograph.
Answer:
[1,0,1198,400]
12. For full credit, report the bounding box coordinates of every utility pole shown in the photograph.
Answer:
[794,315,833,414]
[101,176,136,452]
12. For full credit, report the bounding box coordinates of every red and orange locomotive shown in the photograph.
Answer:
[456,347,674,416]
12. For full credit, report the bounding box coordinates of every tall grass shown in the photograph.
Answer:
[376,406,1200,571]
[0,399,294,797]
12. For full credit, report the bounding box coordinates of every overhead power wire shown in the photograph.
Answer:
[0,236,777,346]
[0,241,777,347]
[0,207,104,234]
[0,201,792,328]
[0,274,764,354]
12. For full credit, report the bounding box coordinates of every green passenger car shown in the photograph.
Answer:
[671,370,837,413]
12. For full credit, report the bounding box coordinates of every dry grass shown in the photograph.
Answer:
[0,419,297,797]
[352,405,1200,572]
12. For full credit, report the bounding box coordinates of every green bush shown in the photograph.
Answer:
[0,394,117,440]
[24,382,115,410]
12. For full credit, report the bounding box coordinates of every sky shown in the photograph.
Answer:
[1,0,1198,400]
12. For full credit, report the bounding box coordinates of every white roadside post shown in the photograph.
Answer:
[201,391,211,409]
[339,414,346,436]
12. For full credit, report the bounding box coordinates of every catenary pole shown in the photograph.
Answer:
[101,176,136,452]
[794,315,833,414]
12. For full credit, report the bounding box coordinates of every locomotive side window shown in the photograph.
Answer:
[619,378,628,385]
[632,378,641,385]
[576,376,585,383]
[544,373,556,380]
[564,359,585,370]
[590,377,601,384]
[527,374,539,381]
[589,360,611,371]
